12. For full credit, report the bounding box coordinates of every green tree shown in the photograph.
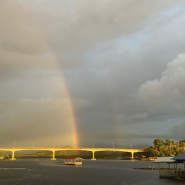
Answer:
[154,139,164,146]
[165,139,171,145]
[146,149,160,157]
[145,139,185,157]
[179,139,185,148]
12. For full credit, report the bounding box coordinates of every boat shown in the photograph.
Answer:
[149,157,158,161]
[64,157,82,165]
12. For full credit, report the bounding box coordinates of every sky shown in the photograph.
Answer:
[1,0,185,149]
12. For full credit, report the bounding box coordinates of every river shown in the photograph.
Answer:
[0,159,185,185]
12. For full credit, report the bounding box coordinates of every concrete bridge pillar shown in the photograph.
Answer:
[131,152,134,160]
[51,150,56,160]
[91,151,96,160]
[10,151,16,160]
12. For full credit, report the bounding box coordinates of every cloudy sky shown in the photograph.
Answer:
[1,0,185,149]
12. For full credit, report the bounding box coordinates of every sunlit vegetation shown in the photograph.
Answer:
[144,139,185,157]
[0,152,10,159]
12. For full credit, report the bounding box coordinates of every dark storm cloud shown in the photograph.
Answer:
[0,0,74,80]
[21,0,184,51]
[172,122,185,137]
[1,0,185,147]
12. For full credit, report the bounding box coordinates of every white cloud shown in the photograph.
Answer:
[138,53,185,113]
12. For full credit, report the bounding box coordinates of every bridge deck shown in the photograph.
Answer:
[0,147,143,152]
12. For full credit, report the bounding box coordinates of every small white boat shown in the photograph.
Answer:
[64,157,82,165]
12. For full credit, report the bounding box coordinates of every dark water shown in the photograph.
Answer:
[0,159,185,185]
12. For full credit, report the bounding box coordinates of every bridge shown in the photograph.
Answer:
[0,147,144,160]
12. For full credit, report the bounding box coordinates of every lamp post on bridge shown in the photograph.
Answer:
[112,142,114,149]
[14,141,15,148]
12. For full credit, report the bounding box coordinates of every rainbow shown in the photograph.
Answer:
[63,83,79,148]
[67,96,79,148]
[13,0,79,147]
[53,61,79,148]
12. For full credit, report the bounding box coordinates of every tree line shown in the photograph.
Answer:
[144,139,185,157]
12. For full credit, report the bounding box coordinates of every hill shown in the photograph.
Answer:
[0,151,10,159]
[15,148,124,159]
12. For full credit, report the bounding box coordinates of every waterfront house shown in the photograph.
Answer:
[153,156,176,178]
[173,152,185,179]
[173,152,185,165]
[153,154,185,180]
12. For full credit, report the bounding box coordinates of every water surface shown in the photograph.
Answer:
[0,159,185,185]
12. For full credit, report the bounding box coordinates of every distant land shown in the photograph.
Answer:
[0,152,10,159]
[15,150,126,159]
[1,139,185,160]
